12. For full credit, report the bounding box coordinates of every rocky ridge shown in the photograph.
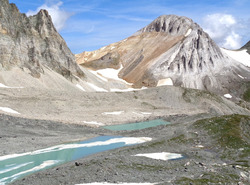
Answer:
[77,15,250,97]
[242,40,250,54]
[0,0,84,80]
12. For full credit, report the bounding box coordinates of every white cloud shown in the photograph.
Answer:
[202,13,242,49]
[26,1,71,31]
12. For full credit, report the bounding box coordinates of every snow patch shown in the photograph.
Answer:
[237,74,245,79]
[87,82,108,92]
[95,67,132,85]
[110,87,147,92]
[195,145,204,148]
[224,94,232,99]
[221,48,250,67]
[185,28,192,37]
[82,121,104,126]
[76,84,86,92]
[134,152,183,161]
[157,78,173,86]
[0,83,23,89]
[0,107,20,114]
[102,111,124,115]
[141,112,152,115]
[110,46,116,50]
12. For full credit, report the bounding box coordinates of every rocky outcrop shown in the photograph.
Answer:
[77,15,250,96]
[241,41,250,54]
[0,0,84,79]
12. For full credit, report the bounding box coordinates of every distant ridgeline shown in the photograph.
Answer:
[242,41,250,54]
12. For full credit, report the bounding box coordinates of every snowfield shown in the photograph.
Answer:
[221,48,250,67]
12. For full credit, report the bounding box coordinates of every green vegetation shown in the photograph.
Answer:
[117,163,169,171]
[168,134,194,144]
[243,87,250,102]
[174,172,240,184]
[182,88,222,103]
[126,139,166,152]
[194,114,250,159]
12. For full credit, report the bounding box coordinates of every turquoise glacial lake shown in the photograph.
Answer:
[102,119,171,131]
[0,136,150,184]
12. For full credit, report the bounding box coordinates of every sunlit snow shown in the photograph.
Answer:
[134,152,183,161]
[0,83,23,89]
[224,94,232,99]
[157,78,173,86]
[76,84,86,92]
[95,66,132,85]
[0,107,20,114]
[221,48,250,67]
[110,87,147,92]
[82,121,104,126]
[102,111,124,115]
[238,74,245,79]
[185,28,192,37]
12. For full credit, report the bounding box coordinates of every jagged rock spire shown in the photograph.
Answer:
[0,0,85,80]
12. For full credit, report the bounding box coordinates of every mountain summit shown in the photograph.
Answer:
[77,15,250,96]
[0,0,84,81]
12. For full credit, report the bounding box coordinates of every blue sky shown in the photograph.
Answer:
[9,0,250,54]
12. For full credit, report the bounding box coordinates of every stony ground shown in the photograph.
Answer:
[0,86,249,185]
[10,114,250,185]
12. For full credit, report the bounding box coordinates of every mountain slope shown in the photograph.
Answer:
[76,15,250,97]
[241,40,250,54]
[0,0,84,83]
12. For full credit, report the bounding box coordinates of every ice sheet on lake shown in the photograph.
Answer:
[0,160,60,184]
[0,137,152,161]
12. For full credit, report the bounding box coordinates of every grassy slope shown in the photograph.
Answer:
[174,114,250,184]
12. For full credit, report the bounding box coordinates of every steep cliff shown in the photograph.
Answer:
[0,0,84,80]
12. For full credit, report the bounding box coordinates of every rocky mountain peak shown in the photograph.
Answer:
[77,14,250,96]
[0,0,85,80]
[135,15,194,36]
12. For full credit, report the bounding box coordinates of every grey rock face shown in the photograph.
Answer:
[241,41,250,54]
[0,0,84,79]
[137,15,248,91]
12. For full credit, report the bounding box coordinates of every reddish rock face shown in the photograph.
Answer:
[76,15,250,96]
